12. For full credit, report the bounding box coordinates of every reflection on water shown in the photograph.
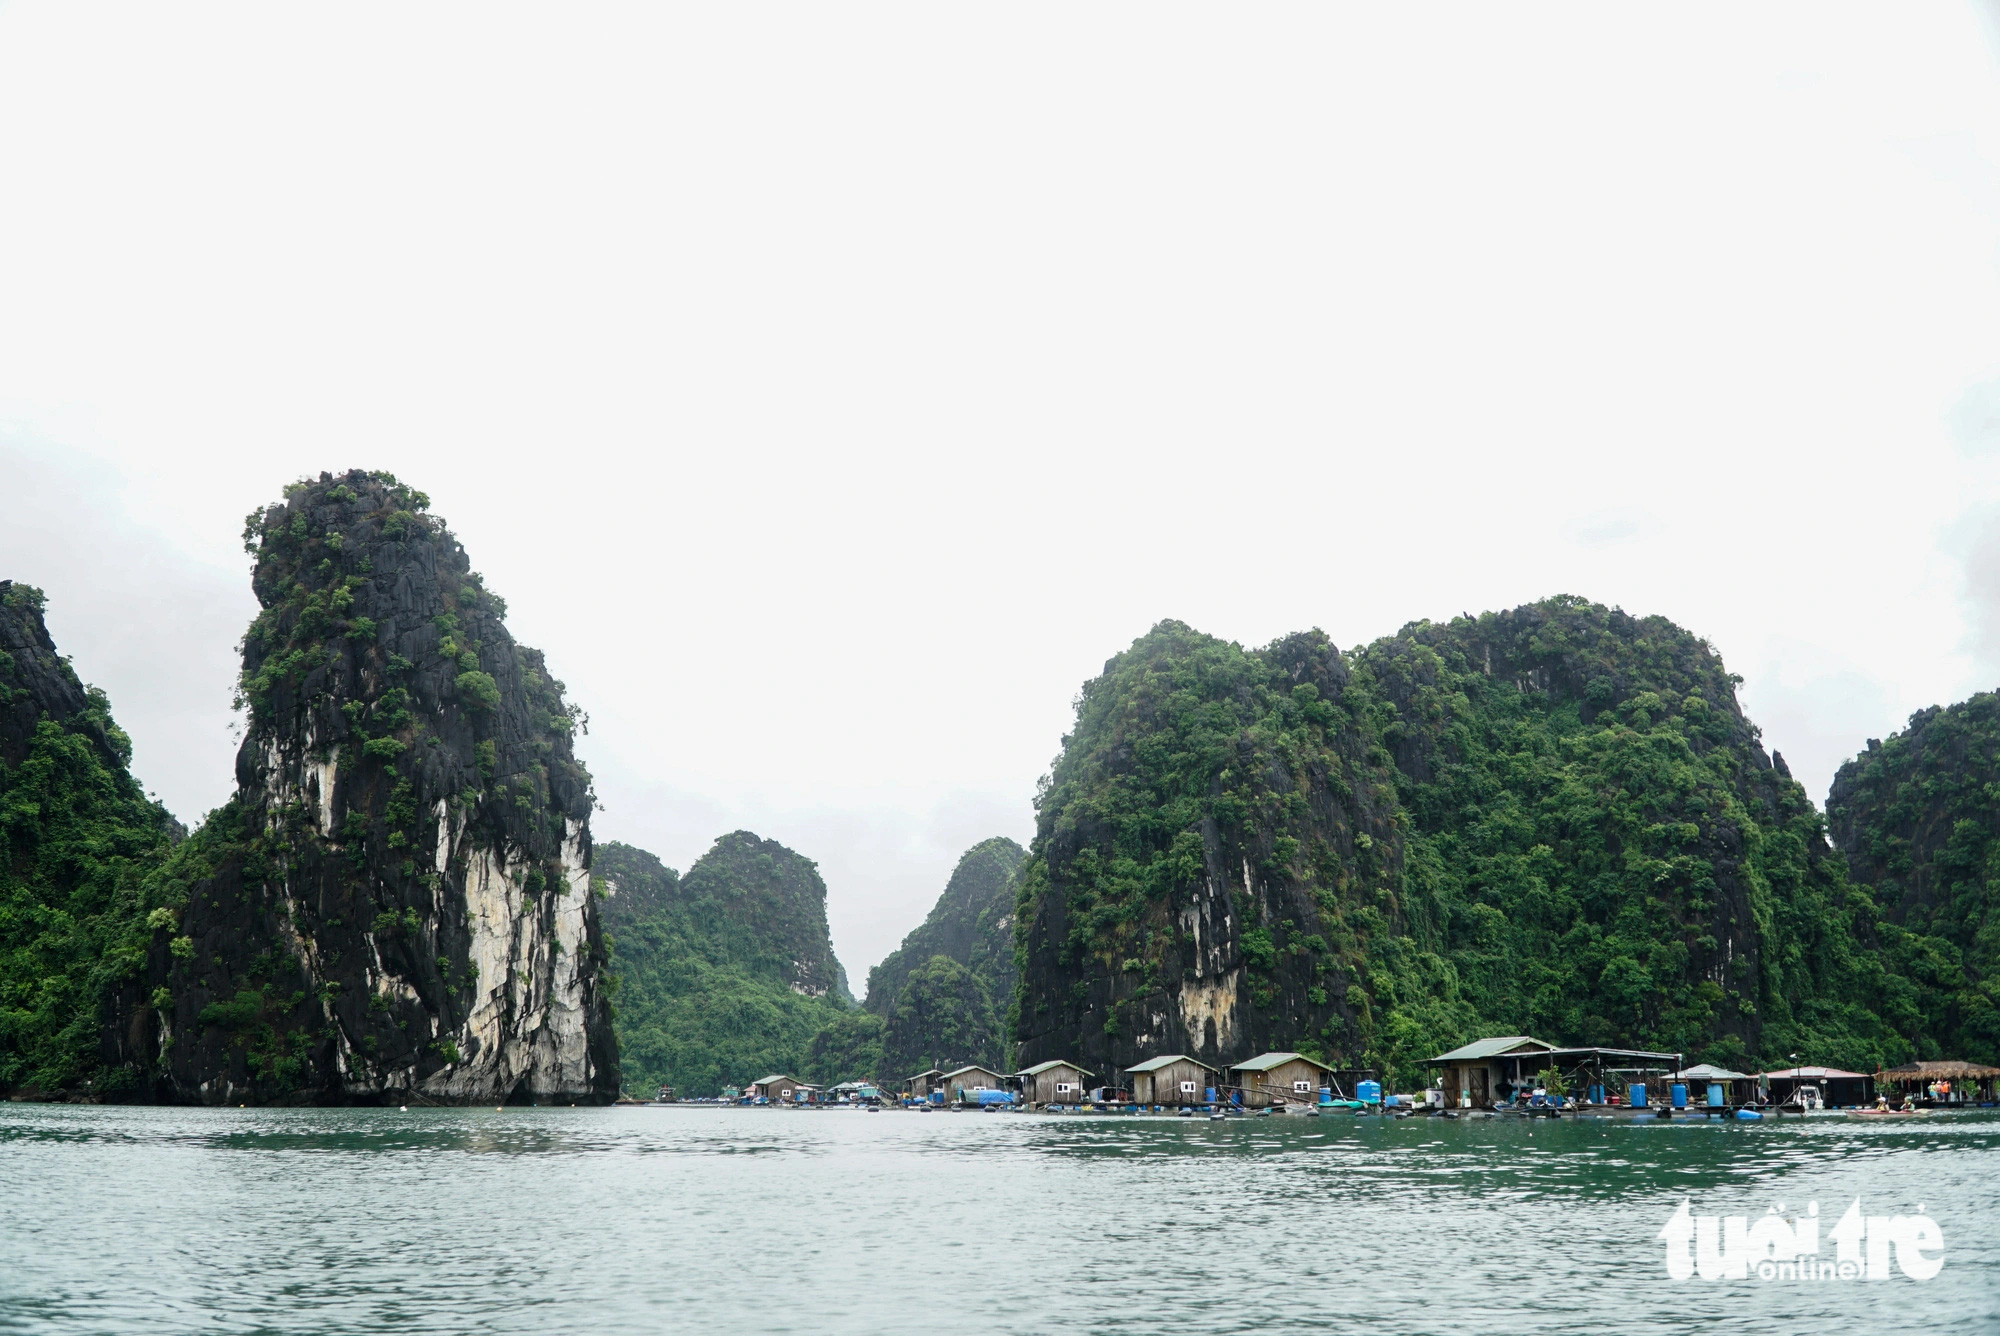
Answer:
[3,1105,1996,1333]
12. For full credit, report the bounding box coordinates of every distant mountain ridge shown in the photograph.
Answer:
[859,836,1024,1078]
[865,836,1023,1015]
[599,832,863,1096]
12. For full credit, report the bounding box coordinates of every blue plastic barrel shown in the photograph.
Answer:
[1707,1084,1725,1108]
[1205,1088,1216,1104]
[1671,1083,1688,1109]
[1629,1083,1647,1108]
[1589,1084,1603,1104]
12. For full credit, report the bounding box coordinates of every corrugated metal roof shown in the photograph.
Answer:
[1231,1051,1331,1073]
[1125,1054,1218,1073]
[1755,1066,1871,1080]
[1015,1060,1094,1078]
[941,1064,1004,1080]
[1428,1036,1555,1063]
[1668,1064,1752,1081]
[751,1074,794,1086]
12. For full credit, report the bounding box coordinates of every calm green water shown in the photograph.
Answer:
[4,1104,1998,1333]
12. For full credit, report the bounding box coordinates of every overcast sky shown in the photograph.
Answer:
[5,4,2000,982]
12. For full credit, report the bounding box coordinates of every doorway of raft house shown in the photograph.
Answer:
[1469,1068,1489,1108]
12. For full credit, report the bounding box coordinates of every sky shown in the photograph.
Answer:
[5,4,2000,983]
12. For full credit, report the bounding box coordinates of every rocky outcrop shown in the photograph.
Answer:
[1014,599,1900,1084]
[1828,694,2000,1060]
[150,471,616,1105]
[669,832,851,1001]
[1013,623,1404,1076]
[864,836,1023,1017]
[1,582,177,1098]
[2,581,99,767]
[595,832,860,1096]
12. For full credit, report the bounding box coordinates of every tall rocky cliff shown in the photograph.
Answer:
[864,836,1023,1076]
[1014,598,1904,1084]
[599,831,861,1096]
[0,582,178,1097]
[1828,695,2000,1061]
[149,470,616,1105]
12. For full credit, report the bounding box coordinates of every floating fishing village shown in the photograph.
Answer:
[631,1039,2000,1123]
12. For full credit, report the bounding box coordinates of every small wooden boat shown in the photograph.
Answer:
[1845,1107,1929,1121]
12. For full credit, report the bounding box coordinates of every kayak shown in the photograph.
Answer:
[1845,1108,1929,1121]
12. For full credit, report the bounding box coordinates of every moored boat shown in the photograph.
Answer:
[1845,1107,1930,1121]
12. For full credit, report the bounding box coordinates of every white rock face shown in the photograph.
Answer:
[417,818,597,1103]
[258,735,602,1104]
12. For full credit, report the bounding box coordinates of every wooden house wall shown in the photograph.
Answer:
[1240,1059,1327,1107]
[1137,1060,1214,1106]
[1026,1066,1087,1105]
[945,1069,1005,1099]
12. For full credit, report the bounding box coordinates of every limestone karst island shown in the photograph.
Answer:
[4,470,1996,1117]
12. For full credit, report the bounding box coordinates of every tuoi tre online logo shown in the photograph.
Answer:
[1659,1199,1943,1282]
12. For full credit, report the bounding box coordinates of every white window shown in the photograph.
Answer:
[1178,1081,1198,1094]
[1055,1083,1075,1095]
[1293,1080,1313,1093]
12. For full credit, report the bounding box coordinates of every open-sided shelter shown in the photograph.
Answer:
[1874,1061,1996,1106]
[1429,1037,1681,1107]
[1758,1065,1873,1109]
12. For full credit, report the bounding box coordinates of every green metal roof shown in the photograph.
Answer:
[941,1064,1005,1080]
[1015,1060,1094,1078]
[1427,1036,1556,1063]
[1125,1054,1218,1074]
[1230,1051,1331,1073]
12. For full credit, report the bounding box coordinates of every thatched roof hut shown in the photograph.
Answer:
[1877,1060,2000,1080]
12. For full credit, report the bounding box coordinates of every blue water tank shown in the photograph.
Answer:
[1629,1083,1647,1108]
[1707,1084,1725,1108]
[1671,1083,1688,1109]
[1357,1080,1382,1104]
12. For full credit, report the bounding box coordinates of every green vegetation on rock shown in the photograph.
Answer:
[1014,598,1912,1088]
[0,582,180,1097]
[599,833,863,1096]
[1829,694,2000,1062]
[881,955,1003,1077]
[864,836,1023,1076]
